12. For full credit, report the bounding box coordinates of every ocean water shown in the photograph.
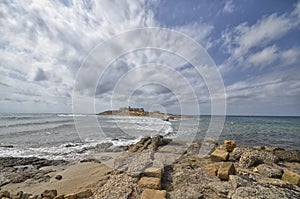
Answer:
[0,113,299,160]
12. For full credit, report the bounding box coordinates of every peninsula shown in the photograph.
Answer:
[97,106,182,118]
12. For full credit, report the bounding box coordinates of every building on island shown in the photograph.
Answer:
[120,106,144,112]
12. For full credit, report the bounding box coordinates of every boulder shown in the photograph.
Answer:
[223,140,236,152]
[205,163,219,176]
[274,150,300,163]
[239,150,279,168]
[144,167,163,179]
[255,164,283,178]
[55,175,62,180]
[138,177,161,190]
[210,149,229,162]
[230,147,252,161]
[127,135,171,153]
[282,169,300,186]
[141,189,166,199]
[217,162,235,180]
[41,190,57,199]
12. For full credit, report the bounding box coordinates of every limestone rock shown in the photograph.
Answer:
[41,190,57,199]
[282,169,300,186]
[274,150,300,163]
[230,147,252,161]
[141,189,166,199]
[138,177,161,190]
[264,145,283,152]
[229,175,252,189]
[223,140,236,152]
[255,164,283,178]
[239,150,279,168]
[230,184,300,199]
[94,173,137,199]
[208,181,232,197]
[127,135,171,153]
[217,162,235,180]
[205,163,219,176]
[211,149,229,162]
[144,167,163,179]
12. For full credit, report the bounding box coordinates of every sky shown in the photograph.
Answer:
[0,0,300,116]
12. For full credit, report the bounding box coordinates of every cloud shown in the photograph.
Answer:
[223,0,234,14]
[34,68,48,81]
[247,45,278,68]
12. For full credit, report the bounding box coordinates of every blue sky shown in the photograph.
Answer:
[0,0,300,115]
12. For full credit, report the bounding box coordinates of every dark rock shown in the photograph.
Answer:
[96,142,113,152]
[274,150,300,163]
[230,147,252,161]
[80,158,101,163]
[0,145,14,148]
[41,190,57,199]
[55,175,62,180]
[0,157,67,169]
[127,135,171,153]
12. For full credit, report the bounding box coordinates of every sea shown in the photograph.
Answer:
[0,113,299,161]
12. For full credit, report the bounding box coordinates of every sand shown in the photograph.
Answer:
[1,162,112,195]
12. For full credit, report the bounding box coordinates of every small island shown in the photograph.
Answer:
[97,106,182,119]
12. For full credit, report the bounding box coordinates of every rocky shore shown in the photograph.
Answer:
[1,136,300,198]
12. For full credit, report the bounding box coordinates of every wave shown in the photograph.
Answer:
[0,119,74,128]
[57,114,91,117]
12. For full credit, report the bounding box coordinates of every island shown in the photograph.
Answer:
[97,106,182,119]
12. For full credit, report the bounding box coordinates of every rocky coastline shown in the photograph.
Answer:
[1,136,300,199]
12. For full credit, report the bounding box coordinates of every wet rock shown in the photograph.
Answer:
[80,158,101,164]
[282,169,300,186]
[0,157,67,169]
[255,164,283,178]
[223,140,236,152]
[274,150,300,163]
[141,188,166,199]
[127,135,171,153]
[239,150,279,168]
[210,149,229,162]
[96,142,113,152]
[41,190,57,199]
[217,162,235,180]
[138,177,161,190]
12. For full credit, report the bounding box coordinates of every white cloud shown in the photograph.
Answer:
[223,0,234,14]
[247,45,278,68]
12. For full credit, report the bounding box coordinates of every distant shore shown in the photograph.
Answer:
[97,106,183,118]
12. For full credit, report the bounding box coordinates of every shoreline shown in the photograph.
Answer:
[1,136,300,198]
